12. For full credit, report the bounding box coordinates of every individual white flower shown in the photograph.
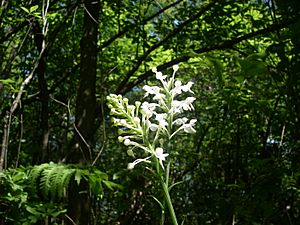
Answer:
[171,97,196,113]
[118,136,124,142]
[135,101,141,107]
[110,108,120,115]
[111,117,120,124]
[155,147,169,169]
[123,98,129,105]
[141,102,158,118]
[143,85,160,97]
[181,81,194,93]
[155,71,167,81]
[142,102,157,111]
[170,100,182,114]
[171,80,183,96]
[181,97,196,111]
[182,119,197,133]
[155,113,168,128]
[127,149,135,157]
[146,120,158,131]
[173,117,188,126]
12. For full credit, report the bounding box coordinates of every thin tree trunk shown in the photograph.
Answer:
[31,17,49,163]
[67,0,100,224]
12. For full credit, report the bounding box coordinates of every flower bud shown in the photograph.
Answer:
[173,64,179,72]
[133,117,141,124]
[152,67,157,73]
[127,149,134,157]
[124,139,131,146]
[118,136,124,143]
[135,101,141,108]
[128,163,135,169]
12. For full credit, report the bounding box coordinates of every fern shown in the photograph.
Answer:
[29,163,53,196]
[27,163,117,201]
[56,167,75,199]
[39,164,75,200]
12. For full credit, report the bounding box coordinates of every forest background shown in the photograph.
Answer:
[1,0,300,224]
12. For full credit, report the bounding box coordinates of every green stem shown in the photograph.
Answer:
[160,176,179,225]
[160,203,165,225]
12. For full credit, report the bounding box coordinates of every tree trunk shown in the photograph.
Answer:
[67,0,100,224]
[31,17,49,163]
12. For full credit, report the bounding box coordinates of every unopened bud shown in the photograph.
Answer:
[124,139,131,146]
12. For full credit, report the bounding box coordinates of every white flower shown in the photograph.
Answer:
[170,80,194,97]
[141,102,158,118]
[171,80,183,96]
[181,81,194,93]
[155,147,169,169]
[170,118,197,139]
[155,113,168,128]
[110,108,121,115]
[170,100,183,114]
[182,119,197,133]
[181,97,196,111]
[173,117,188,126]
[118,136,124,142]
[127,105,135,116]
[171,97,197,114]
[143,85,160,97]
[155,71,167,81]
[146,120,158,131]
[143,85,165,102]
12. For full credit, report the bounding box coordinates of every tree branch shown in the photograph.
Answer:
[115,0,219,93]
[118,16,300,94]
[0,0,61,44]
[99,0,185,50]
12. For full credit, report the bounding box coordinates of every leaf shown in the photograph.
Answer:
[151,195,164,210]
[74,170,82,185]
[20,7,29,13]
[50,209,67,217]
[12,172,26,182]
[0,79,15,85]
[168,181,184,191]
[102,180,123,191]
[25,206,40,216]
[234,75,245,83]
[30,5,38,13]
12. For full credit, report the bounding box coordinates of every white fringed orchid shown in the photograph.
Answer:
[107,65,197,170]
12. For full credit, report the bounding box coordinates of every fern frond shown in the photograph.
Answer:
[57,167,75,199]
[29,163,53,195]
[27,163,110,201]
[39,165,55,199]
